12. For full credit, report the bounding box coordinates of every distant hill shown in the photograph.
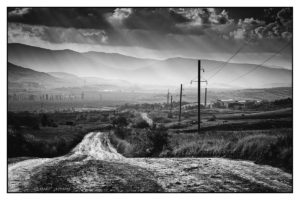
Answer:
[8,43,292,88]
[48,72,85,86]
[8,62,64,90]
[8,62,138,93]
[82,51,157,70]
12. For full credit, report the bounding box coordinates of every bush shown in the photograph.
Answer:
[208,115,216,121]
[147,127,170,156]
[114,127,130,139]
[134,119,150,129]
[109,133,134,157]
[8,112,40,130]
[113,116,128,127]
[153,116,172,123]
[66,121,74,126]
[40,114,57,127]
[109,125,170,158]
[41,114,49,126]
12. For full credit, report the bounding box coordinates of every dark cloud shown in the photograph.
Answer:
[8,8,114,29]
[8,8,233,36]
[117,8,184,33]
[113,8,233,35]
[8,7,293,46]
[228,8,292,42]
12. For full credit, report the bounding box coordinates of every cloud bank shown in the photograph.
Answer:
[8,7,292,68]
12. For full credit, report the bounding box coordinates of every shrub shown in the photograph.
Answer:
[208,115,216,121]
[110,126,170,157]
[114,127,130,139]
[8,112,40,130]
[41,114,50,127]
[152,116,172,123]
[113,116,128,127]
[147,127,170,156]
[109,133,134,157]
[134,119,150,129]
[65,121,74,126]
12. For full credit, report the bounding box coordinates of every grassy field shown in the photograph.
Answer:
[163,129,292,172]
[109,101,293,172]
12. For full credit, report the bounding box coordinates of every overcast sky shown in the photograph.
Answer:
[8,7,292,69]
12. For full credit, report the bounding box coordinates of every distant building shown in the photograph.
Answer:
[228,102,245,110]
[213,99,261,109]
[214,99,235,108]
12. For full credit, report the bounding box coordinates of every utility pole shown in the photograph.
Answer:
[170,95,173,112]
[198,60,201,134]
[205,87,207,107]
[190,60,207,133]
[167,89,170,105]
[179,84,183,122]
[170,95,173,118]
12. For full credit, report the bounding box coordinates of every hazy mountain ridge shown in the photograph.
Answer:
[8,62,64,90]
[8,62,292,103]
[8,62,140,93]
[8,43,292,89]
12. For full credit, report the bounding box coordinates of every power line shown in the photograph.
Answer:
[189,60,222,82]
[204,66,220,73]
[228,42,291,84]
[207,42,248,81]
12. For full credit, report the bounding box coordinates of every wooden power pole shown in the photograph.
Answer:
[205,87,207,107]
[167,89,170,105]
[190,60,206,134]
[170,95,173,112]
[179,84,183,122]
[198,60,201,134]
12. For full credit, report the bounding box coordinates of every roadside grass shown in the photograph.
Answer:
[109,126,170,157]
[162,128,292,172]
[109,132,134,157]
[8,125,110,158]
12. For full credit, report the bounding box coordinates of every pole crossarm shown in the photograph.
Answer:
[190,80,208,84]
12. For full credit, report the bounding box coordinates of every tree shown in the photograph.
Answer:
[41,114,49,127]
[113,116,128,127]
[147,127,169,156]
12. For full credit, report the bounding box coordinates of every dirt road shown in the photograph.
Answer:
[141,112,153,126]
[8,132,292,192]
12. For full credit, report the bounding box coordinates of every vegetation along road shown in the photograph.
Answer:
[8,131,292,192]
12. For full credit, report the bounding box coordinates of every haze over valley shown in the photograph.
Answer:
[8,43,292,92]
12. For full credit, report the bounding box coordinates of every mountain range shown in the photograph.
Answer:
[8,43,292,89]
